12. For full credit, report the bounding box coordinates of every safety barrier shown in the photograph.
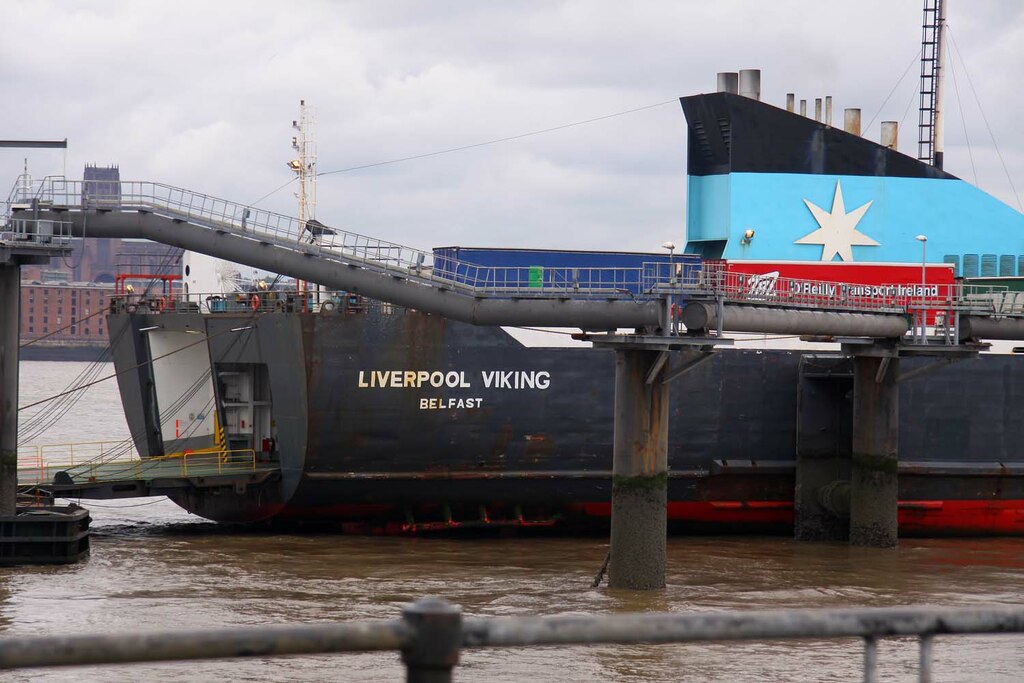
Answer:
[0,598,1021,681]
[16,446,262,487]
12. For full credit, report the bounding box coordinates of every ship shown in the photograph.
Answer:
[87,58,1024,535]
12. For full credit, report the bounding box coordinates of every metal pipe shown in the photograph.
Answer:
[4,602,1024,671]
[825,96,833,126]
[844,108,862,136]
[934,0,948,170]
[738,69,761,100]
[786,93,795,112]
[800,99,807,117]
[814,98,822,122]
[959,315,1024,341]
[0,265,18,516]
[881,122,898,150]
[717,72,738,94]
[680,302,910,338]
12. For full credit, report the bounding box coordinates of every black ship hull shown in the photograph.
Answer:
[108,305,1024,535]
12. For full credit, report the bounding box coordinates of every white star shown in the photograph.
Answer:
[794,180,878,261]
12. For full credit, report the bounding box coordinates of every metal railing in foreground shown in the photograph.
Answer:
[0,599,1021,682]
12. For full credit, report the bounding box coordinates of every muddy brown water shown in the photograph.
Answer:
[7,361,1024,682]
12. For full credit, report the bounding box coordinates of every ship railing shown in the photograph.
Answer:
[0,598,1022,681]
[16,446,262,486]
[687,268,910,314]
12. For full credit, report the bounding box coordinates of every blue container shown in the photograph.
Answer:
[431,247,702,297]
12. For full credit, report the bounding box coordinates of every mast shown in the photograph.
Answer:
[288,100,317,305]
[917,0,947,169]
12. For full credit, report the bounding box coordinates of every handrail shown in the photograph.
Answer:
[0,598,1021,680]
[16,448,263,486]
[9,177,1024,334]
[0,176,968,313]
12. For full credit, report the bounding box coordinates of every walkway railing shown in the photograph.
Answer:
[8,176,1024,324]
[0,598,1020,681]
[17,446,264,486]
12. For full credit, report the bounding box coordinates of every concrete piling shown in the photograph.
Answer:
[850,355,900,547]
[608,349,669,590]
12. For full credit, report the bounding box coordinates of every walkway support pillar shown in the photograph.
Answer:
[608,349,669,590]
[0,264,19,516]
[850,354,900,547]
[794,357,853,541]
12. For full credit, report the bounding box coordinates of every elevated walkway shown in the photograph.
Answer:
[4,176,936,335]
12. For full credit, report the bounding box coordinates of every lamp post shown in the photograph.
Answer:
[915,234,928,340]
[662,241,677,334]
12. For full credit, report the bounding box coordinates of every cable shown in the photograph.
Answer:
[250,177,298,207]
[315,100,678,178]
[864,49,923,134]
[947,26,1023,211]
[19,308,106,348]
[947,46,977,185]
[17,315,264,412]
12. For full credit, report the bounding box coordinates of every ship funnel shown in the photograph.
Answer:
[881,121,898,150]
[738,69,761,100]
[814,98,822,122]
[717,72,738,94]
[844,108,861,136]
[800,99,807,117]
[825,96,833,126]
[786,93,795,112]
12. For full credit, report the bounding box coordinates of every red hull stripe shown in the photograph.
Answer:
[278,500,1024,535]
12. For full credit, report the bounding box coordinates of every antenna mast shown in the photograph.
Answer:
[917,0,947,169]
[289,100,317,223]
[288,100,317,306]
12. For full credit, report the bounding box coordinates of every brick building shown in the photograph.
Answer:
[20,282,115,343]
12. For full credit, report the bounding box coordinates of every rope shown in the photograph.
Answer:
[592,551,611,588]
[19,308,106,348]
[17,314,264,412]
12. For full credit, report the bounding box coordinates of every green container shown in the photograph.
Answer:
[528,266,544,288]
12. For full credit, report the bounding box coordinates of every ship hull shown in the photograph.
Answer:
[108,306,1024,535]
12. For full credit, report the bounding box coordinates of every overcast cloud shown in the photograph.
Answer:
[2,0,1021,254]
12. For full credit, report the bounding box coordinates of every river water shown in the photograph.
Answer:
[6,361,1024,681]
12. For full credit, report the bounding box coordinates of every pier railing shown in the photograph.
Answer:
[0,598,1022,682]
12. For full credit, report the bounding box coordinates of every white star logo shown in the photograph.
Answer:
[794,180,878,261]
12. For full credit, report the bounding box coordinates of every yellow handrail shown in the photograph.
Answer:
[16,448,263,486]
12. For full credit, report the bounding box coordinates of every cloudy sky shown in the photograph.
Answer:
[2,1,1021,255]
